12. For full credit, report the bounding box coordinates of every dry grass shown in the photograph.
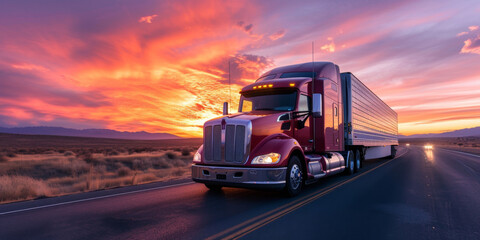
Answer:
[0,175,51,203]
[0,134,201,204]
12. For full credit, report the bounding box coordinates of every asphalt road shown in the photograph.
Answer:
[1,146,479,240]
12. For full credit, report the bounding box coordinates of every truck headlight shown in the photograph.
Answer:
[193,151,201,162]
[251,153,281,164]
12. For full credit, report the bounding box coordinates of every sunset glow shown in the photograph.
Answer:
[0,0,479,137]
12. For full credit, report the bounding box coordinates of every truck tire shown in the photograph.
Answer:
[285,155,304,197]
[205,184,222,191]
[345,150,354,175]
[354,149,361,173]
[360,148,365,168]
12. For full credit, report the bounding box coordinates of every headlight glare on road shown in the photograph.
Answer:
[251,153,281,164]
[424,145,433,150]
[193,151,201,162]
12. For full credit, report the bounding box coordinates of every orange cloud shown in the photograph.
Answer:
[0,0,269,137]
[320,38,335,53]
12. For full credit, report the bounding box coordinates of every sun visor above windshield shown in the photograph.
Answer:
[256,62,339,83]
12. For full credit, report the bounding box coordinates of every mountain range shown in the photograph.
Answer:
[0,126,181,140]
[1,125,479,140]
[400,126,480,138]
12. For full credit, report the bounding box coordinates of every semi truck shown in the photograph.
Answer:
[192,62,398,196]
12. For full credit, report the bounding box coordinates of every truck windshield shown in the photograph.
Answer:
[280,72,316,78]
[240,92,297,112]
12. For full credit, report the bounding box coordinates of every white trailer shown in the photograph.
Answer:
[341,72,398,159]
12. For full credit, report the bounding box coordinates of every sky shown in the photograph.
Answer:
[0,0,479,137]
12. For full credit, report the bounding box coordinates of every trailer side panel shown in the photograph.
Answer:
[341,73,398,146]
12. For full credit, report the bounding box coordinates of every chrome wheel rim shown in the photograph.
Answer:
[290,164,302,190]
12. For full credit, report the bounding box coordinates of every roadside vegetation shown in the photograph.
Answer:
[0,133,201,204]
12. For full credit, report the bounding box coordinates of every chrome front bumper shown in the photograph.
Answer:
[192,165,287,190]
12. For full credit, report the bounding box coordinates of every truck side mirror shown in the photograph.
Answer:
[312,93,322,118]
[223,102,228,115]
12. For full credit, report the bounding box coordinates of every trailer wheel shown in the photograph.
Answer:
[285,155,303,197]
[360,148,365,168]
[390,146,397,159]
[345,150,354,175]
[205,184,222,191]
[354,149,361,173]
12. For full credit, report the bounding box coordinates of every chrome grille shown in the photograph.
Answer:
[203,119,251,165]
[213,125,221,161]
[225,125,235,162]
[234,125,245,162]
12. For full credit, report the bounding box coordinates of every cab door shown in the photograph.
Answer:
[294,94,313,152]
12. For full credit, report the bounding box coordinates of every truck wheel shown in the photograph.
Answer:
[345,150,354,175]
[205,184,222,191]
[285,156,303,197]
[354,149,361,173]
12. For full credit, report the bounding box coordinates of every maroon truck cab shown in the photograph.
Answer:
[192,62,398,196]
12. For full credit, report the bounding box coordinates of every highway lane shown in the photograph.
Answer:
[0,146,479,239]
[241,147,480,240]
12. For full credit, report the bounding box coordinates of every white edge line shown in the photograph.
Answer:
[439,148,480,158]
[0,181,194,216]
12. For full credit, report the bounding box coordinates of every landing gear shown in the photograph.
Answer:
[285,155,304,197]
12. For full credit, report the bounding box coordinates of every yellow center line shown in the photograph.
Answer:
[207,149,408,240]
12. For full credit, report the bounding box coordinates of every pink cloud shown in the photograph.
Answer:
[461,35,480,54]
[138,14,158,23]
[269,29,285,41]
[468,25,479,31]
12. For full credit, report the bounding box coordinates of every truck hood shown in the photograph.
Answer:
[224,111,288,150]
[204,110,286,121]
[204,111,288,129]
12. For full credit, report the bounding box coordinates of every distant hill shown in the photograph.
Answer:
[0,126,181,140]
[400,126,480,139]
